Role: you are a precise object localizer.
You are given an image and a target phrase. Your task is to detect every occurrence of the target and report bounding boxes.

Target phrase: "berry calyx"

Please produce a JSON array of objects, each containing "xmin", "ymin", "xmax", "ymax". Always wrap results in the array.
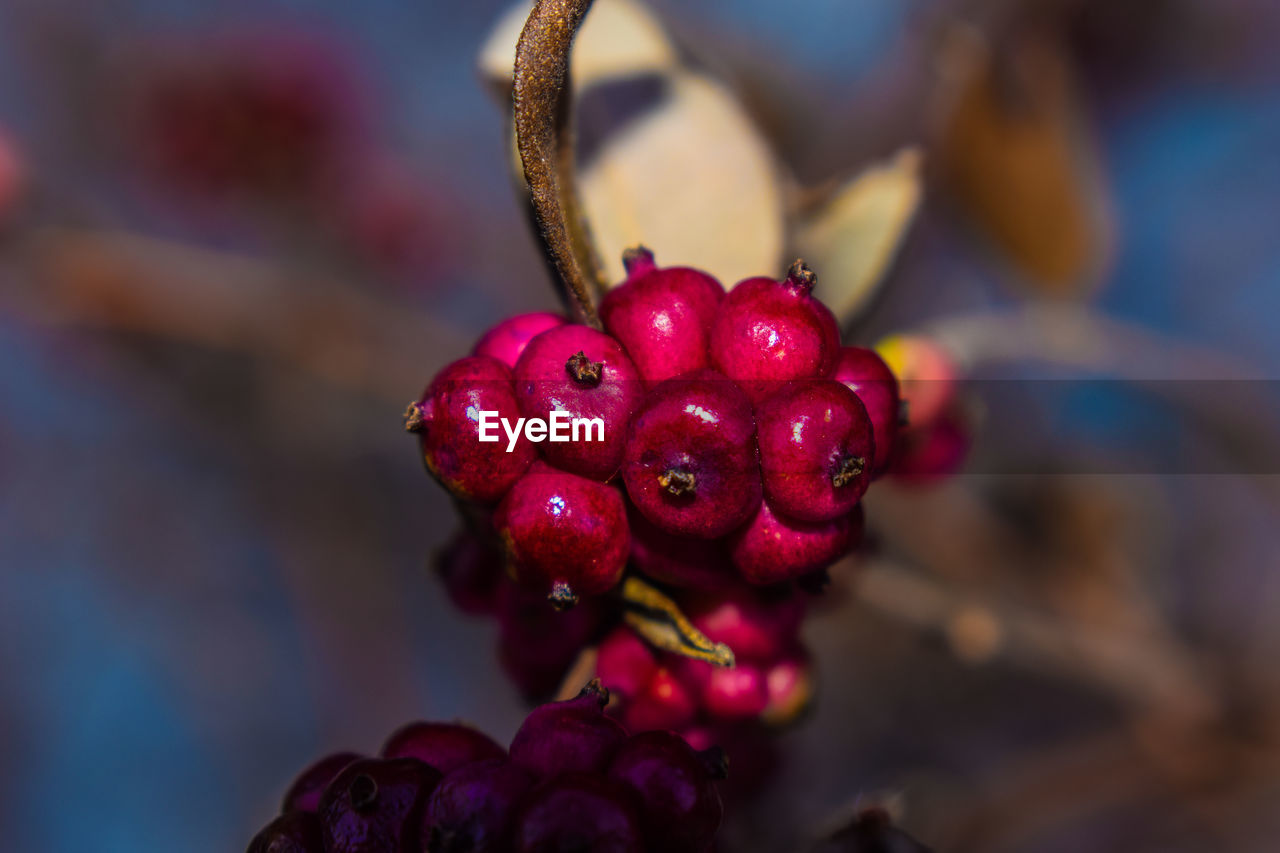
[
  {"xmin": 508, "ymin": 680, "xmax": 627, "ymax": 778},
  {"xmin": 472, "ymin": 312, "xmax": 567, "ymax": 367},
  {"xmin": 755, "ymin": 379, "xmax": 875, "ymax": 522},
  {"xmin": 318, "ymin": 757, "xmax": 442, "ymax": 853},
  {"xmin": 622, "ymin": 370, "xmax": 761, "ymax": 539},
  {"xmin": 728, "ymin": 502, "xmax": 864, "ymax": 586},
  {"xmin": 600, "ymin": 247, "xmax": 725, "ymax": 386},
  {"xmin": 495, "ymin": 462, "xmax": 630, "ymax": 606},
  {"xmin": 831, "ymin": 346, "xmax": 901, "ymax": 476},
  {"xmin": 565, "ymin": 350, "xmax": 603, "ymax": 385},
  {"xmin": 380, "ymin": 722, "xmax": 506, "ymax": 775}
]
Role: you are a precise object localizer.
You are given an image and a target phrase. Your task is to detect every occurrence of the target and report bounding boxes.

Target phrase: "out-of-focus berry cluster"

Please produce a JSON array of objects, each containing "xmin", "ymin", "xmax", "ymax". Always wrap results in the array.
[{"xmin": 247, "ymin": 682, "xmax": 725, "ymax": 853}]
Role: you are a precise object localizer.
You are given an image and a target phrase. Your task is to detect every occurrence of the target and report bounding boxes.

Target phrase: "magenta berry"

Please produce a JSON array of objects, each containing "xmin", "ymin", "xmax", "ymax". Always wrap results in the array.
[
  {"xmin": 831, "ymin": 346, "xmax": 901, "ymax": 476},
  {"xmin": 282, "ymin": 751, "xmax": 363, "ymax": 813},
  {"xmin": 762, "ymin": 649, "xmax": 814, "ymax": 725},
  {"xmin": 409, "ymin": 356, "xmax": 535, "ymax": 504},
  {"xmin": 512, "ymin": 324, "xmax": 643, "ymax": 481},
  {"xmin": 318, "ymin": 757, "xmax": 441, "ymax": 853},
  {"xmin": 596, "ymin": 626, "xmax": 658, "ymax": 701},
  {"xmin": 708, "ymin": 261, "xmax": 840, "ymax": 402},
  {"xmin": 495, "ymin": 462, "xmax": 630, "ymax": 606},
  {"xmin": 620, "ymin": 666, "xmax": 698, "ymax": 734},
  {"xmin": 508, "ymin": 682, "xmax": 627, "ymax": 779},
  {"xmin": 686, "ymin": 586, "xmax": 806, "ymax": 664},
  {"xmin": 600, "ymin": 247, "xmax": 724, "ymax": 386},
  {"xmin": 513, "ymin": 773, "xmax": 644, "ymax": 853},
  {"xmin": 497, "ymin": 580, "xmax": 608, "ymax": 700},
  {"xmin": 756, "ymin": 379, "xmax": 875, "ymax": 522},
  {"xmin": 622, "ymin": 369, "xmax": 761, "ymax": 539},
  {"xmin": 380, "ymin": 722, "xmax": 506, "ymax": 775},
  {"xmin": 627, "ymin": 509, "xmax": 734, "ymax": 590},
  {"xmin": 700, "ymin": 663, "xmax": 770, "ymax": 719},
  {"xmin": 248, "ymin": 810, "xmax": 323, "ymax": 853},
  {"xmin": 728, "ymin": 501, "xmax": 863, "ymax": 586},
  {"xmin": 422, "ymin": 759, "xmax": 533, "ymax": 853},
  {"xmin": 473, "ymin": 312, "xmax": 567, "ymax": 367},
  {"xmin": 608, "ymin": 731, "xmax": 724, "ymax": 853}
]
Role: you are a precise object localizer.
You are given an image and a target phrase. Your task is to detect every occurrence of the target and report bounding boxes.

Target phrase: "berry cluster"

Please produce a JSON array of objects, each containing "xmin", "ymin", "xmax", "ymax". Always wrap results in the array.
[
  {"xmin": 408, "ymin": 249, "xmax": 901, "ymax": 607},
  {"xmin": 247, "ymin": 682, "xmax": 725, "ymax": 853}
]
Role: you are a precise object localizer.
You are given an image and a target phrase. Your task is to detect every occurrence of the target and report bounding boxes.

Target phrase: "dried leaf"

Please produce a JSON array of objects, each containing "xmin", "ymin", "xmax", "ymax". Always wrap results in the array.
[{"xmin": 794, "ymin": 148, "xmax": 923, "ymax": 326}]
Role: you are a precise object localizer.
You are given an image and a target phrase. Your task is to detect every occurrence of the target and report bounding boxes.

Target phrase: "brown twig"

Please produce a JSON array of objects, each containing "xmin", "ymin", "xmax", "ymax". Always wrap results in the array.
[{"xmin": 513, "ymin": 0, "xmax": 605, "ymax": 328}]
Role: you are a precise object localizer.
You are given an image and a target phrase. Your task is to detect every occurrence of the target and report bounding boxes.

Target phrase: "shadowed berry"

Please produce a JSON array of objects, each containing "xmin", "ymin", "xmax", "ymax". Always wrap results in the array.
[
  {"xmin": 422, "ymin": 759, "xmax": 533, "ymax": 853},
  {"xmin": 513, "ymin": 773, "xmax": 644, "ymax": 853},
  {"xmin": 622, "ymin": 369, "xmax": 761, "ymax": 539},
  {"xmin": 890, "ymin": 406, "xmax": 970, "ymax": 483},
  {"xmin": 508, "ymin": 681, "xmax": 627, "ymax": 779},
  {"xmin": 595, "ymin": 626, "xmax": 658, "ymax": 701},
  {"xmin": 282, "ymin": 751, "xmax": 363, "ymax": 813},
  {"xmin": 709, "ymin": 261, "xmax": 840, "ymax": 402},
  {"xmin": 512, "ymin": 325, "xmax": 643, "ymax": 481},
  {"xmin": 762, "ymin": 649, "xmax": 814, "ymax": 726},
  {"xmin": 600, "ymin": 247, "xmax": 724, "ymax": 386},
  {"xmin": 875, "ymin": 334, "xmax": 957, "ymax": 431},
  {"xmin": 473, "ymin": 312, "xmax": 568, "ymax": 368},
  {"xmin": 497, "ymin": 580, "xmax": 610, "ymax": 700},
  {"xmin": 627, "ymin": 508, "xmax": 735, "ymax": 590},
  {"xmin": 248, "ymin": 810, "xmax": 323, "ymax": 853},
  {"xmin": 608, "ymin": 731, "xmax": 723, "ymax": 853},
  {"xmin": 409, "ymin": 356, "xmax": 535, "ymax": 504},
  {"xmin": 832, "ymin": 346, "xmax": 901, "ymax": 476},
  {"xmin": 619, "ymin": 666, "xmax": 697, "ymax": 734},
  {"xmin": 729, "ymin": 502, "xmax": 863, "ymax": 586},
  {"xmin": 434, "ymin": 531, "xmax": 504, "ymax": 615},
  {"xmin": 496, "ymin": 463, "xmax": 630, "ymax": 607},
  {"xmin": 756, "ymin": 379, "xmax": 875, "ymax": 522},
  {"xmin": 319, "ymin": 757, "xmax": 441, "ymax": 853},
  {"xmin": 381, "ymin": 722, "xmax": 506, "ymax": 775}
]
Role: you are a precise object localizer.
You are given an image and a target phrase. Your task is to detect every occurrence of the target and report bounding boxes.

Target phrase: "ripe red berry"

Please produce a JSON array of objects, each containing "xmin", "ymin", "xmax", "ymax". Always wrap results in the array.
[
  {"xmin": 755, "ymin": 379, "xmax": 875, "ymax": 522},
  {"xmin": 595, "ymin": 626, "xmax": 658, "ymax": 701},
  {"xmin": 832, "ymin": 346, "xmax": 901, "ymax": 476},
  {"xmin": 409, "ymin": 356, "xmax": 535, "ymax": 504},
  {"xmin": 512, "ymin": 324, "xmax": 643, "ymax": 481},
  {"xmin": 890, "ymin": 406, "xmax": 970, "ymax": 483},
  {"xmin": 318, "ymin": 757, "xmax": 441, "ymax": 853},
  {"xmin": 685, "ymin": 585, "xmax": 806, "ymax": 664},
  {"xmin": 248, "ymin": 810, "xmax": 323, "ymax": 853},
  {"xmin": 621, "ymin": 369, "xmax": 761, "ymax": 539},
  {"xmin": 627, "ymin": 508, "xmax": 734, "ymax": 590},
  {"xmin": 607, "ymin": 731, "xmax": 724, "ymax": 853},
  {"xmin": 876, "ymin": 333, "xmax": 957, "ymax": 431},
  {"xmin": 699, "ymin": 662, "xmax": 770, "ymax": 719},
  {"xmin": 512, "ymin": 773, "xmax": 644, "ymax": 853},
  {"xmin": 599, "ymin": 247, "xmax": 724, "ymax": 386},
  {"xmin": 380, "ymin": 722, "xmax": 506, "ymax": 775},
  {"xmin": 495, "ymin": 463, "xmax": 630, "ymax": 607},
  {"xmin": 282, "ymin": 751, "xmax": 363, "ymax": 813},
  {"xmin": 728, "ymin": 501, "xmax": 863, "ymax": 586},
  {"xmin": 622, "ymin": 666, "xmax": 698, "ymax": 734},
  {"xmin": 708, "ymin": 261, "xmax": 840, "ymax": 402},
  {"xmin": 422, "ymin": 759, "xmax": 533, "ymax": 853},
  {"xmin": 472, "ymin": 312, "xmax": 567, "ymax": 368},
  {"xmin": 508, "ymin": 682, "xmax": 627, "ymax": 779}
]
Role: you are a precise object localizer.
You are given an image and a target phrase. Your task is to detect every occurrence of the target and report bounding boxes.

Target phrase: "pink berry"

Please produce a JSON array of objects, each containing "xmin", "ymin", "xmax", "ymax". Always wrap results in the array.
[
  {"xmin": 599, "ymin": 247, "xmax": 724, "ymax": 386},
  {"xmin": 728, "ymin": 501, "xmax": 863, "ymax": 586},
  {"xmin": 876, "ymin": 333, "xmax": 957, "ymax": 430},
  {"xmin": 700, "ymin": 663, "xmax": 769, "ymax": 719},
  {"xmin": 762, "ymin": 649, "xmax": 814, "ymax": 726},
  {"xmin": 409, "ymin": 356, "xmax": 535, "ymax": 504},
  {"xmin": 282, "ymin": 751, "xmax": 363, "ymax": 813},
  {"xmin": 380, "ymin": 722, "xmax": 506, "ymax": 775},
  {"xmin": 508, "ymin": 682, "xmax": 627, "ymax": 779},
  {"xmin": 607, "ymin": 731, "xmax": 724, "ymax": 853},
  {"xmin": 248, "ymin": 810, "xmax": 323, "ymax": 853},
  {"xmin": 512, "ymin": 324, "xmax": 643, "ymax": 481},
  {"xmin": 319, "ymin": 757, "xmax": 441, "ymax": 853},
  {"xmin": 422, "ymin": 759, "xmax": 532, "ymax": 853},
  {"xmin": 890, "ymin": 406, "xmax": 970, "ymax": 483},
  {"xmin": 708, "ymin": 261, "xmax": 840, "ymax": 402},
  {"xmin": 627, "ymin": 508, "xmax": 735, "ymax": 590},
  {"xmin": 595, "ymin": 627, "xmax": 658, "ymax": 701},
  {"xmin": 472, "ymin": 312, "xmax": 567, "ymax": 368},
  {"xmin": 685, "ymin": 586, "xmax": 806, "ymax": 664},
  {"xmin": 620, "ymin": 666, "xmax": 698, "ymax": 734},
  {"xmin": 512, "ymin": 773, "xmax": 644, "ymax": 853},
  {"xmin": 621, "ymin": 370, "xmax": 761, "ymax": 539},
  {"xmin": 832, "ymin": 346, "xmax": 901, "ymax": 476},
  {"xmin": 755, "ymin": 379, "xmax": 875, "ymax": 522},
  {"xmin": 495, "ymin": 463, "xmax": 630, "ymax": 607}
]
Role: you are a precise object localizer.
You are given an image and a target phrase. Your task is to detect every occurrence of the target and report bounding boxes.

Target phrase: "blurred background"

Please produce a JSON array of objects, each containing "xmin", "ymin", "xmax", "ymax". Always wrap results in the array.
[{"xmin": 2, "ymin": 0, "xmax": 1280, "ymax": 850}]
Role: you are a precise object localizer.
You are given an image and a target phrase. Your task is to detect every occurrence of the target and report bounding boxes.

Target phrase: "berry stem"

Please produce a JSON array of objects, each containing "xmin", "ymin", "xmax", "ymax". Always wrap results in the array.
[
  {"xmin": 513, "ymin": 0, "xmax": 605, "ymax": 329},
  {"xmin": 620, "ymin": 576, "xmax": 736, "ymax": 667},
  {"xmin": 621, "ymin": 245, "xmax": 657, "ymax": 277},
  {"xmin": 549, "ymin": 580, "xmax": 581, "ymax": 610},
  {"xmin": 785, "ymin": 258, "xmax": 817, "ymax": 294}
]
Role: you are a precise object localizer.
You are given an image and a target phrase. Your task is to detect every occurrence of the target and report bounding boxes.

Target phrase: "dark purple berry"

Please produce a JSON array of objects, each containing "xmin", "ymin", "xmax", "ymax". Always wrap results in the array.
[
  {"xmin": 473, "ymin": 312, "xmax": 568, "ymax": 367},
  {"xmin": 508, "ymin": 681, "xmax": 627, "ymax": 779},
  {"xmin": 831, "ymin": 346, "xmax": 900, "ymax": 477},
  {"xmin": 708, "ymin": 261, "xmax": 840, "ymax": 402},
  {"xmin": 422, "ymin": 759, "xmax": 533, "ymax": 853},
  {"xmin": 495, "ymin": 462, "xmax": 630, "ymax": 607},
  {"xmin": 318, "ymin": 757, "xmax": 441, "ymax": 853},
  {"xmin": 729, "ymin": 501, "xmax": 863, "ymax": 586},
  {"xmin": 497, "ymin": 579, "xmax": 609, "ymax": 700},
  {"xmin": 434, "ymin": 531, "xmax": 504, "ymax": 615},
  {"xmin": 621, "ymin": 369, "xmax": 761, "ymax": 539},
  {"xmin": 409, "ymin": 356, "xmax": 535, "ymax": 504},
  {"xmin": 756, "ymin": 379, "xmax": 875, "ymax": 522},
  {"xmin": 282, "ymin": 751, "xmax": 363, "ymax": 813},
  {"xmin": 607, "ymin": 731, "xmax": 723, "ymax": 853},
  {"xmin": 512, "ymin": 324, "xmax": 643, "ymax": 481},
  {"xmin": 512, "ymin": 773, "xmax": 644, "ymax": 853},
  {"xmin": 247, "ymin": 810, "xmax": 323, "ymax": 853},
  {"xmin": 600, "ymin": 247, "xmax": 724, "ymax": 386},
  {"xmin": 380, "ymin": 722, "xmax": 506, "ymax": 775}
]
